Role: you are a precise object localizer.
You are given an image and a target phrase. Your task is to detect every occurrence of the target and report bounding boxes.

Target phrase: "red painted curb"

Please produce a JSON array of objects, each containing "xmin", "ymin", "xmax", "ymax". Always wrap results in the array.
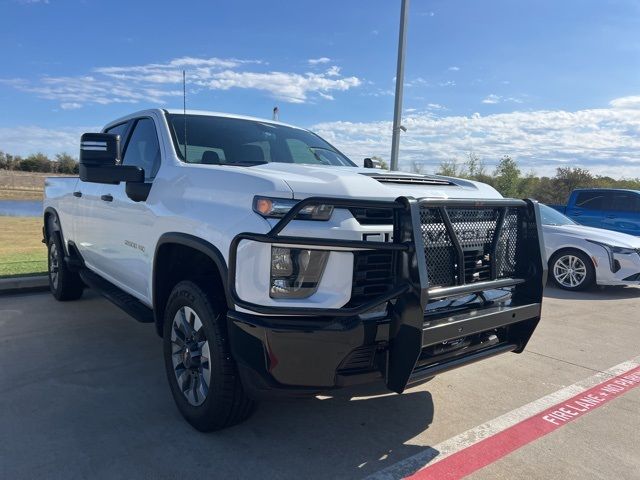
[{"xmin": 407, "ymin": 365, "xmax": 640, "ymax": 480}]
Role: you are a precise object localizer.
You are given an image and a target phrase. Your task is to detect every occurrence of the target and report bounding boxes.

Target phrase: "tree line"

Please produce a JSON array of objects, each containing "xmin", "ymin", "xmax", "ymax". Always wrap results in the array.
[
  {"xmin": 420, "ymin": 154, "xmax": 640, "ymax": 205},
  {"xmin": 0, "ymin": 151, "xmax": 79, "ymax": 174}
]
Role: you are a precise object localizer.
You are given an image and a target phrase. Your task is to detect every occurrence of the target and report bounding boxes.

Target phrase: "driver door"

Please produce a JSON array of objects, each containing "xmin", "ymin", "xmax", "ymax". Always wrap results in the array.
[{"xmin": 91, "ymin": 117, "xmax": 161, "ymax": 302}]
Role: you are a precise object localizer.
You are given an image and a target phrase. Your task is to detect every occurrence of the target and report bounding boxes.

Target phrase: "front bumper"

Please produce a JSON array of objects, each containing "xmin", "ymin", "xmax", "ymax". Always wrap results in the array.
[
  {"xmin": 596, "ymin": 251, "xmax": 640, "ymax": 286},
  {"xmin": 228, "ymin": 196, "xmax": 546, "ymax": 397},
  {"xmin": 227, "ymin": 295, "xmax": 541, "ymax": 398}
]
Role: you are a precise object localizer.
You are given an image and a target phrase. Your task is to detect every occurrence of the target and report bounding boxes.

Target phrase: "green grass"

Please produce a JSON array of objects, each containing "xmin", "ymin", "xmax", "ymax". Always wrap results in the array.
[{"xmin": 0, "ymin": 216, "xmax": 47, "ymax": 277}]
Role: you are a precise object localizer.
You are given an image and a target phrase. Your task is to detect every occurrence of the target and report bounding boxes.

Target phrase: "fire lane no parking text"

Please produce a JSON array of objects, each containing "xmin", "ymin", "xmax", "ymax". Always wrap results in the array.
[{"xmin": 368, "ymin": 356, "xmax": 640, "ymax": 480}]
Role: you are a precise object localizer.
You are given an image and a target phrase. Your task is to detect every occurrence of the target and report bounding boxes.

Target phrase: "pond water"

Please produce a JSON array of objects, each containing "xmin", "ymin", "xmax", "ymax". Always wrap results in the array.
[{"xmin": 0, "ymin": 200, "xmax": 42, "ymax": 217}]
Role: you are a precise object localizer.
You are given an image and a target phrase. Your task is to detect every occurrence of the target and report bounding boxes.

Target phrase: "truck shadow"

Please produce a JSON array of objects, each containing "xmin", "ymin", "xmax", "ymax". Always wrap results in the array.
[
  {"xmin": 1, "ymin": 290, "xmax": 439, "ymax": 480},
  {"xmin": 240, "ymin": 390, "xmax": 436, "ymax": 478},
  {"xmin": 544, "ymin": 284, "xmax": 640, "ymax": 301}
]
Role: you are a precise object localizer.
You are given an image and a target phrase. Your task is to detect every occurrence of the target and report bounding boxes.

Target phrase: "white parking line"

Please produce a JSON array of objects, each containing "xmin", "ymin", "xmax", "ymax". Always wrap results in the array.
[{"xmin": 367, "ymin": 355, "xmax": 640, "ymax": 480}]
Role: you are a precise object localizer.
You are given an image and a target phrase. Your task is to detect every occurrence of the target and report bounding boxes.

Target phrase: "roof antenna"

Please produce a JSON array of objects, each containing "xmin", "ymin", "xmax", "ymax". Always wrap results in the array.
[
  {"xmin": 183, "ymin": 70, "xmax": 188, "ymax": 161},
  {"xmin": 272, "ymin": 106, "xmax": 279, "ymax": 121}
]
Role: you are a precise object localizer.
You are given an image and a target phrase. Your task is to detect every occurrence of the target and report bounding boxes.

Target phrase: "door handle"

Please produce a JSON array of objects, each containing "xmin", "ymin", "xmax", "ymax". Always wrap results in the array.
[
  {"xmin": 569, "ymin": 211, "xmax": 581, "ymax": 216},
  {"xmin": 101, "ymin": 194, "xmax": 113, "ymax": 202},
  {"xmin": 606, "ymin": 214, "xmax": 616, "ymax": 219},
  {"xmin": 73, "ymin": 191, "xmax": 82, "ymax": 198}
]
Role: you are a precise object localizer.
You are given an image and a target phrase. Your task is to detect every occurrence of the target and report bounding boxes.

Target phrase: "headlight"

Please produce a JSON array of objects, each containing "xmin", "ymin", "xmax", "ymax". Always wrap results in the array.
[
  {"xmin": 586, "ymin": 240, "xmax": 637, "ymax": 273},
  {"xmin": 609, "ymin": 246, "xmax": 637, "ymax": 255},
  {"xmin": 586, "ymin": 240, "xmax": 636, "ymax": 255},
  {"xmin": 253, "ymin": 196, "xmax": 333, "ymax": 220},
  {"xmin": 270, "ymin": 247, "xmax": 329, "ymax": 298}
]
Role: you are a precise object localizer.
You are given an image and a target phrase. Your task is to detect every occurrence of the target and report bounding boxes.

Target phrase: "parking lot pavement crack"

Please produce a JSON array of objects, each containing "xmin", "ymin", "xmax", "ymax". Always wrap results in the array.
[{"xmin": 525, "ymin": 350, "xmax": 625, "ymax": 376}]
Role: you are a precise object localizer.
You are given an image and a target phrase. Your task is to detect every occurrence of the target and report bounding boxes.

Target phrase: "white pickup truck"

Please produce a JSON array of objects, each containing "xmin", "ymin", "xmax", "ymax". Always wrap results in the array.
[{"xmin": 44, "ymin": 109, "xmax": 547, "ymax": 431}]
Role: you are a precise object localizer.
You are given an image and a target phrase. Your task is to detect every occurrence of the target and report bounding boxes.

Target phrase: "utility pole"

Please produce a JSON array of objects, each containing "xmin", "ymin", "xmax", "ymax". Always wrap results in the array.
[{"xmin": 390, "ymin": 0, "xmax": 410, "ymax": 171}]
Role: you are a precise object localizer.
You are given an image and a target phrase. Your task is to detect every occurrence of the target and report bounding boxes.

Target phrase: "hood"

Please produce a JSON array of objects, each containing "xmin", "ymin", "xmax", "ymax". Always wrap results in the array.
[
  {"xmin": 248, "ymin": 163, "xmax": 502, "ymax": 200},
  {"xmin": 544, "ymin": 224, "xmax": 640, "ymax": 248}
]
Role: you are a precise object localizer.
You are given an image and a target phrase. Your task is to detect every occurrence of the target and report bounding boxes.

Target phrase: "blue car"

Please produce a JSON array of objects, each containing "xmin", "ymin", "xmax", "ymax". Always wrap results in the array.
[{"xmin": 551, "ymin": 189, "xmax": 640, "ymax": 236}]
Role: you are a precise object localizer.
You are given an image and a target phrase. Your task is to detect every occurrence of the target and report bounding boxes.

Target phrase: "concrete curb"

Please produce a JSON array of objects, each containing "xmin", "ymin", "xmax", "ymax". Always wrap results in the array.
[{"xmin": 0, "ymin": 275, "xmax": 49, "ymax": 294}]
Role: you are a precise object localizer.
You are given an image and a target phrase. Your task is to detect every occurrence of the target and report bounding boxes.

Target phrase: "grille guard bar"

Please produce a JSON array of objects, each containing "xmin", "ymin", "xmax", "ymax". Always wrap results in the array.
[
  {"xmin": 228, "ymin": 195, "xmax": 546, "ymax": 393},
  {"xmin": 228, "ymin": 196, "xmax": 545, "ymax": 316}
]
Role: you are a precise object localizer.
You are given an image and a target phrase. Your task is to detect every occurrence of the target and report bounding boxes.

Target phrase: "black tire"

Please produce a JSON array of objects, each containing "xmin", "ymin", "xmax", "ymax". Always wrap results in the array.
[
  {"xmin": 549, "ymin": 249, "xmax": 595, "ymax": 291},
  {"xmin": 163, "ymin": 280, "xmax": 255, "ymax": 431},
  {"xmin": 47, "ymin": 233, "xmax": 84, "ymax": 301}
]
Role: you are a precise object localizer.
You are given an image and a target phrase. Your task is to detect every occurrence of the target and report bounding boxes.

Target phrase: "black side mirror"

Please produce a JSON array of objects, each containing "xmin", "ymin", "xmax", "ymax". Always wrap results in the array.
[
  {"xmin": 364, "ymin": 157, "xmax": 374, "ymax": 168},
  {"xmin": 79, "ymin": 133, "xmax": 144, "ymax": 184}
]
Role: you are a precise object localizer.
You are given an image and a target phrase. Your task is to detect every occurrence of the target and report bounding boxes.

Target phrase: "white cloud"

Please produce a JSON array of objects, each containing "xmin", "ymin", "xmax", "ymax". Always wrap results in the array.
[
  {"xmin": 448, "ymin": 66, "xmax": 460, "ymax": 71},
  {"xmin": 14, "ymin": 0, "xmax": 49, "ymax": 4},
  {"xmin": 482, "ymin": 94, "xmax": 501, "ymax": 104},
  {"xmin": 325, "ymin": 66, "xmax": 341, "ymax": 77},
  {"xmin": 0, "ymin": 125, "xmax": 97, "ymax": 157},
  {"xmin": 312, "ymin": 100, "xmax": 640, "ymax": 177},
  {"xmin": 610, "ymin": 95, "xmax": 640, "ymax": 109},
  {"xmin": 427, "ymin": 103, "xmax": 446, "ymax": 110},
  {"xmin": 60, "ymin": 102, "xmax": 82, "ymax": 110},
  {"xmin": 405, "ymin": 77, "xmax": 428, "ymax": 87},
  {"xmin": 482, "ymin": 94, "xmax": 524, "ymax": 105},
  {"xmin": 308, "ymin": 57, "xmax": 331, "ymax": 65},
  {"xmin": 439, "ymin": 80, "xmax": 456, "ymax": 87},
  {"xmin": 199, "ymin": 69, "xmax": 360, "ymax": 104},
  {"xmin": 4, "ymin": 56, "xmax": 361, "ymax": 107}
]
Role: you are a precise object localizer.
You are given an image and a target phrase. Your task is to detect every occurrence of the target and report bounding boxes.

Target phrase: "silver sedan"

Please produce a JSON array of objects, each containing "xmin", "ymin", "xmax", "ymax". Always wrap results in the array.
[{"xmin": 540, "ymin": 204, "xmax": 640, "ymax": 290}]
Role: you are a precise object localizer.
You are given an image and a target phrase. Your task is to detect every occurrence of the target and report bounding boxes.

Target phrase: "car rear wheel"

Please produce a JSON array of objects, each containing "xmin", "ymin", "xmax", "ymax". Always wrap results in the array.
[
  {"xmin": 163, "ymin": 280, "xmax": 255, "ymax": 431},
  {"xmin": 47, "ymin": 233, "xmax": 84, "ymax": 301},
  {"xmin": 550, "ymin": 250, "xmax": 595, "ymax": 291}
]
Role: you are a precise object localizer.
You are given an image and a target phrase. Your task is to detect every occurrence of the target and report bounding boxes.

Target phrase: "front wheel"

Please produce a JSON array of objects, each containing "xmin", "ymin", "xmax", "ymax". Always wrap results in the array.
[
  {"xmin": 163, "ymin": 280, "xmax": 255, "ymax": 431},
  {"xmin": 550, "ymin": 250, "xmax": 595, "ymax": 291}
]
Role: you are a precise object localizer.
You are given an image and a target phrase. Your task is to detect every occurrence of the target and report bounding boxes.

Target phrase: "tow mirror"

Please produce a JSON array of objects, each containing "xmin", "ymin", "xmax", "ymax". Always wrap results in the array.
[{"xmin": 79, "ymin": 133, "xmax": 144, "ymax": 184}]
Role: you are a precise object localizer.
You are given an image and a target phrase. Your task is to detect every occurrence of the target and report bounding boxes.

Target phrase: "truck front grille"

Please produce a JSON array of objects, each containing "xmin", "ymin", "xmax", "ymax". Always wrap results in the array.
[
  {"xmin": 420, "ymin": 206, "xmax": 522, "ymax": 288},
  {"xmin": 350, "ymin": 250, "xmax": 394, "ymax": 305},
  {"xmin": 349, "ymin": 207, "xmax": 394, "ymax": 225}
]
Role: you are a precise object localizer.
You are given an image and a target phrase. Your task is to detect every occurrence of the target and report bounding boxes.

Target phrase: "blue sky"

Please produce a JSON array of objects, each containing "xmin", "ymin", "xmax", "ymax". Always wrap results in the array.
[{"xmin": 2, "ymin": 0, "xmax": 640, "ymax": 176}]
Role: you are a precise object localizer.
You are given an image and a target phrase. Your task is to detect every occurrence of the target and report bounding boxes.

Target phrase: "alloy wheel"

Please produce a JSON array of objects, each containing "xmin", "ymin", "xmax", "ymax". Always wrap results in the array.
[
  {"xmin": 170, "ymin": 306, "xmax": 212, "ymax": 406},
  {"xmin": 553, "ymin": 254, "xmax": 587, "ymax": 289}
]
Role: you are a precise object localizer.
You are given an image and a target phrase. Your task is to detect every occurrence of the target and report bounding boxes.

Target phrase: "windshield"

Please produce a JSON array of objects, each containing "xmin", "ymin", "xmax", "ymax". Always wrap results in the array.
[
  {"xmin": 166, "ymin": 113, "xmax": 355, "ymax": 167},
  {"xmin": 539, "ymin": 204, "xmax": 576, "ymax": 226}
]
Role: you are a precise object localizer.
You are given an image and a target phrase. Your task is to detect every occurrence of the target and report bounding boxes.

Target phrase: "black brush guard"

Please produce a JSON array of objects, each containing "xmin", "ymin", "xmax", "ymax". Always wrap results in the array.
[{"xmin": 228, "ymin": 196, "xmax": 546, "ymax": 393}]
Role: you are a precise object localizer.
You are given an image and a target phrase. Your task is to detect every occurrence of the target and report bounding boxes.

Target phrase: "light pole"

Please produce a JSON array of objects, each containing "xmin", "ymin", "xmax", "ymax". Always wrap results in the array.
[{"xmin": 390, "ymin": 0, "xmax": 410, "ymax": 171}]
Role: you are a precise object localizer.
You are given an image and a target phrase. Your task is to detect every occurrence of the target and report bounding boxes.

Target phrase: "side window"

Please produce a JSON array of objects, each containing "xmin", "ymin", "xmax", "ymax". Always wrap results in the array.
[
  {"xmin": 122, "ymin": 118, "xmax": 161, "ymax": 182},
  {"xmin": 613, "ymin": 192, "xmax": 640, "ymax": 212},
  {"xmin": 575, "ymin": 191, "xmax": 604, "ymax": 210},
  {"xmin": 105, "ymin": 122, "xmax": 129, "ymax": 158},
  {"xmin": 600, "ymin": 192, "xmax": 616, "ymax": 211}
]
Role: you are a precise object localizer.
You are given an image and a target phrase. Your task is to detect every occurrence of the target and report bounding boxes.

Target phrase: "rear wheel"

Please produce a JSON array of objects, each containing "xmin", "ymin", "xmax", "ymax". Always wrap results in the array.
[
  {"xmin": 47, "ymin": 233, "xmax": 84, "ymax": 301},
  {"xmin": 163, "ymin": 280, "xmax": 255, "ymax": 431},
  {"xmin": 550, "ymin": 250, "xmax": 595, "ymax": 291}
]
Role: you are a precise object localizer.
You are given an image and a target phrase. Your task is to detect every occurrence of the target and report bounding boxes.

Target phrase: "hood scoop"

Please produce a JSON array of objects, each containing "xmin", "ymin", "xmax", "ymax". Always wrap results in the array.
[{"xmin": 360, "ymin": 172, "xmax": 455, "ymax": 186}]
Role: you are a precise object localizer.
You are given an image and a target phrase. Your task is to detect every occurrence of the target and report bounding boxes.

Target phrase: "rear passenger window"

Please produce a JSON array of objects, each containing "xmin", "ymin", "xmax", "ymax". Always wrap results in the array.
[
  {"xmin": 613, "ymin": 193, "xmax": 640, "ymax": 212},
  {"xmin": 122, "ymin": 118, "xmax": 161, "ymax": 182},
  {"xmin": 575, "ymin": 191, "xmax": 605, "ymax": 210}
]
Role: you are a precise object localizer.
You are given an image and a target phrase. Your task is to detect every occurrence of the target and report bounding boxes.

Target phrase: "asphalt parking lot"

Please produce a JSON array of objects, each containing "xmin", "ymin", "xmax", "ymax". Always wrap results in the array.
[{"xmin": 1, "ymin": 285, "xmax": 639, "ymax": 479}]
